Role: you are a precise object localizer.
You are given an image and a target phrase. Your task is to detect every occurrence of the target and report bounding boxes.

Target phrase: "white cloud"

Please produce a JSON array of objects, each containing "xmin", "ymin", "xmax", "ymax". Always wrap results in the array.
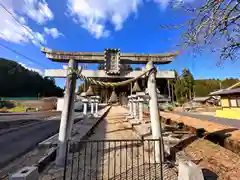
[
  {"xmin": 0, "ymin": 8, "xmax": 46, "ymax": 45},
  {"xmin": 153, "ymin": 0, "xmax": 171, "ymax": 9},
  {"xmin": 13, "ymin": 0, "xmax": 54, "ymax": 25},
  {"xmin": 67, "ymin": 0, "xmax": 194, "ymax": 39},
  {"xmin": 67, "ymin": 0, "xmax": 143, "ymax": 39},
  {"xmin": 0, "ymin": 0, "xmax": 54, "ymax": 45},
  {"xmin": 19, "ymin": 62, "xmax": 44, "ymax": 75},
  {"xmin": 153, "ymin": 0, "xmax": 195, "ymax": 9},
  {"xmin": 44, "ymin": 27, "xmax": 64, "ymax": 39}
]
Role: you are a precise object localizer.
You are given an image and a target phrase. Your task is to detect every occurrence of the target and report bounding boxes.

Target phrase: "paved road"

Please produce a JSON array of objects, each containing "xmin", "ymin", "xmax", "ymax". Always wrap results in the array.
[
  {"xmin": 0, "ymin": 120, "xmax": 61, "ymax": 168},
  {"xmin": 0, "ymin": 111, "xmax": 85, "ymax": 169},
  {"xmin": 172, "ymin": 111, "xmax": 240, "ymax": 129},
  {"xmin": 0, "ymin": 111, "xmax": 61, "ymax": 132},
  {"xmin": 0, "ymin": 111, "xmax": 61, "ymax": 121}
]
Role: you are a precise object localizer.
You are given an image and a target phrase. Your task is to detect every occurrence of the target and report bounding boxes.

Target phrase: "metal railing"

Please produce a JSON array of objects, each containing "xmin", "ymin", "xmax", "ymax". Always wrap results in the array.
[{"xmin": 63, "ymin": 139, "xmax": 164, "ymax": 180}]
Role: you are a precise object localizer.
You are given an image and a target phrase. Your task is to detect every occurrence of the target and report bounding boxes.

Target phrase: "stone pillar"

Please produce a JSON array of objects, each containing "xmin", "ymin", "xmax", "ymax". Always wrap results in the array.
[
  {"xmin": 56, "ymin": 59, "xmax": 77, "ymax": 166},
  {"xmin": 95, "ymin": 96, "xmax": 100, "ymax": 115},
  {"xmin": 82, "ymin": 98, "xmax": 88, "ymax": 116},
  {"xmin": 137, "ymin": 92, "xmax": 149, "ymax": 123},
  {"xmin": 137, "ymin": 92, "xmax": 145, "ymax": 121},
  {"xmin": 146, "ymin": 61, "xmax": 164, "ymax": 166},
  {"xmin": 90, "ymin": 97, "xmax": 95, "ymax": 115},
  {"xmin": 132, "ymin": 95, "xmax": 137, "ymax": 118},
  {"xmin": 128, "ymin": 96, "xmax": 133, "ymax": 117},
  {"xmin": 135, "ymin": 97, "xmax": 140, "ymax": 119},
  {"xmin": 128, "ymin": 96, "xmax": 131, "ymax": 111},
  {"xmin": 139, "ymin": 98, "xmax": 143, "ymax": 121}
]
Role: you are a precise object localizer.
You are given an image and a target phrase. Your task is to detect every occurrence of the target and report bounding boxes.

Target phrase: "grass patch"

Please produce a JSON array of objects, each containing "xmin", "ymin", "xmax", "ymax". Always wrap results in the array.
[
  {"xmin": 0, "ymin": 100, "xmax": 26, "ymax": 112},
  {"xmin": 0, "ymin": 106, "xmax": 25, "ymax": 113},
  {"xmin": 7, "ymin": 106, "xmax": 25, "ymax": 112}
]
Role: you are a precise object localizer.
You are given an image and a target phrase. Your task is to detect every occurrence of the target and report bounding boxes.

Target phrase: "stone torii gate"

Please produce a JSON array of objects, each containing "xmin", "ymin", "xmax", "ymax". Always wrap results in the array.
[{"xmin": 41, "ymin": 47, "xmax": 179, "ymax": 166}]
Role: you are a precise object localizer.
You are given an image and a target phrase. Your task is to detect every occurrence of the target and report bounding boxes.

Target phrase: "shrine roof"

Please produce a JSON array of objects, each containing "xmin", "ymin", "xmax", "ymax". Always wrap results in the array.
[{"xmin": 41, "ymin": 47, "xmax": 179, "ymax": 64}]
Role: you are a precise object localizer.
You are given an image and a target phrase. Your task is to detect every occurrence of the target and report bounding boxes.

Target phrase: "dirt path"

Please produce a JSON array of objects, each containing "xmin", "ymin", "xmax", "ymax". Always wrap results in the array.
[{"xmin": 42, "ymin": 106, "xmax": 177, "ymax": 180}]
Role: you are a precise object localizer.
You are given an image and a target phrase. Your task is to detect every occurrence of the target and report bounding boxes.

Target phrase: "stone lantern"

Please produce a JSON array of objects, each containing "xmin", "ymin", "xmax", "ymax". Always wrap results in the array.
[
  {"xmin": 131, "ymin": 94, "xmax": 138, "ymax": 119},
  {"xmin": 128, "ymin": 95, "xmax": 133, "ymax": 117},
  {"xmin": 132, "ymin": 81, "xmax": 142, "ymax": 119},
  {"xmin": 80, "ymin": 92, "xmax": 88, "ymax": 116},
  {"xmin": 136, "ymin": 92, "xmax": 150, "ymax": 122},
  {"xmin": 94, "ymin": 96, "xmax": 100, "ymax": 116},
  {"xmin": 85, "ymin": 86, "xmax": 95, "ymax": 115}
]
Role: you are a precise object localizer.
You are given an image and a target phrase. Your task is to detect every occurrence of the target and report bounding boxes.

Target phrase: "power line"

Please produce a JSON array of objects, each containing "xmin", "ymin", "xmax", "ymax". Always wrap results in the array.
[
  {"xmin": 0, "ymin": 2, "xmax": 44, "ymax": 46},
  {"xmin": 0, "ymin": 42, "xmax": 46, "ymax": 68},
  {"xmin": 0, "ymin": 3, "xmax": 62, "ymax": 68}
]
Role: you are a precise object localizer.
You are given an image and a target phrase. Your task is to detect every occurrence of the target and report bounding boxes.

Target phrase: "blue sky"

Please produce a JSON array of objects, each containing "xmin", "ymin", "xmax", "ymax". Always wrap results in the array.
[{"xmin": 0, "ymin": 0, "xmax": 239, "ymax": 88}]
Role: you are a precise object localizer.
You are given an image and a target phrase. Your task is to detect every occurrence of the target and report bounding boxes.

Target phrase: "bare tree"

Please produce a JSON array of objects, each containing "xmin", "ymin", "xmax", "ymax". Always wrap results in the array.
[{"xmin": 161, "ymin": 0, "xmax": 240, "ymax": 61}]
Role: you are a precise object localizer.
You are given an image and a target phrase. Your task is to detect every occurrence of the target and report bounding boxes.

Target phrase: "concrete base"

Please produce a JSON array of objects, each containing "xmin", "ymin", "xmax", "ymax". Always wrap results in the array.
[
  {"xmin": 125, "ymin": 115, "xmax": 134, "ymax": 120},
  {"xmin": 93, "ymin": 113, "xmax": 100, "ymax": 118},
  {"xmin": 129, "ymin": 119, "xmax": 141, "ymax": 126},
  {"xmin": 9, "ymin": 166, "xmax": 39, "ymax": 180},
  {"xmin": 178, "ymin": 160, "xmax": 204, "ymax": 180},
  {"xmin": 37, "ymin": 147, "xmax": 57, "ymax": 173}
]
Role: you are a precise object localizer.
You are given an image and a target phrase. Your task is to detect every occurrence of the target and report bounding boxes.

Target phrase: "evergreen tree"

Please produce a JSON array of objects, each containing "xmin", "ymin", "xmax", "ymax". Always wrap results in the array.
[{"xmin": 182, "ymin": 68, "xmax": 194, "ymax": 100}]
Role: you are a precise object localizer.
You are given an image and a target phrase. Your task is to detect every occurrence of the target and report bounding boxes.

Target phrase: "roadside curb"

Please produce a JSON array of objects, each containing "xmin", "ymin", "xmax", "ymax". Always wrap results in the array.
[{"xmin": 36, "ymin": 147, "xmax": 57, "ymax": 173}]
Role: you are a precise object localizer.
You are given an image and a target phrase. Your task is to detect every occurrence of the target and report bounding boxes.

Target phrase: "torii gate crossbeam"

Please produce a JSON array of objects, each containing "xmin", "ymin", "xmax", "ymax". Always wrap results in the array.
[{"xmin": 41, "ymin": 47, "xmax": 179, "ymax": 64}]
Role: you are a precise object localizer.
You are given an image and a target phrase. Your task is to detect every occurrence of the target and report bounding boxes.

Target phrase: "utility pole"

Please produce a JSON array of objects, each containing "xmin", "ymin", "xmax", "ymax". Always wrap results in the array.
[{"xmin": 219, "ymin": 81, "xmax": 222, "ymax": 89}]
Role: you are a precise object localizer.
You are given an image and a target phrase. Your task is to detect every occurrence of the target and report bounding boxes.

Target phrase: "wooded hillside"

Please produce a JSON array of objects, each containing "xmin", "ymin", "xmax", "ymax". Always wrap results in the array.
[
  {"xmin": 169, "ymin": 69, "xmax": 239, "ymax": 103},
  {"xmin": 0, "ymin": 58, "xmax": 63, "ymax": 97},
  {"xmin": 194, "ymin": 78, "xmax": 239, "ymax": 97}
]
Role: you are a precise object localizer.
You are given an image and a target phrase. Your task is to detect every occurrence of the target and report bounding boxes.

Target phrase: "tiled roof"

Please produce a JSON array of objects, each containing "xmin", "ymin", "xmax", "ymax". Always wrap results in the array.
[{"xmin": 211, "ymin": 87, "xmax": 240, "ymax": 95}]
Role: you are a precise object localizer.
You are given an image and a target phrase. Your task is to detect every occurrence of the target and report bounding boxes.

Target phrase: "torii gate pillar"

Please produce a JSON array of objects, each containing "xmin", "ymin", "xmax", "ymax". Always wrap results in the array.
[
  {"xmin": 146, "ymin": 61, "xmax": 164, "ymax": 167},
  {"xmin": 56, "ymin": 59, "xmax": 77, "ymax": 166}
]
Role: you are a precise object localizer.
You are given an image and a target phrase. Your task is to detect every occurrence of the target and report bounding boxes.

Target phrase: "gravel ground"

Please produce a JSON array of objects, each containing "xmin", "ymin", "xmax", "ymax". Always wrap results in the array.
[{"xmin": 41, "ymin": 106, "xmax": 178, "ymax": 180}]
